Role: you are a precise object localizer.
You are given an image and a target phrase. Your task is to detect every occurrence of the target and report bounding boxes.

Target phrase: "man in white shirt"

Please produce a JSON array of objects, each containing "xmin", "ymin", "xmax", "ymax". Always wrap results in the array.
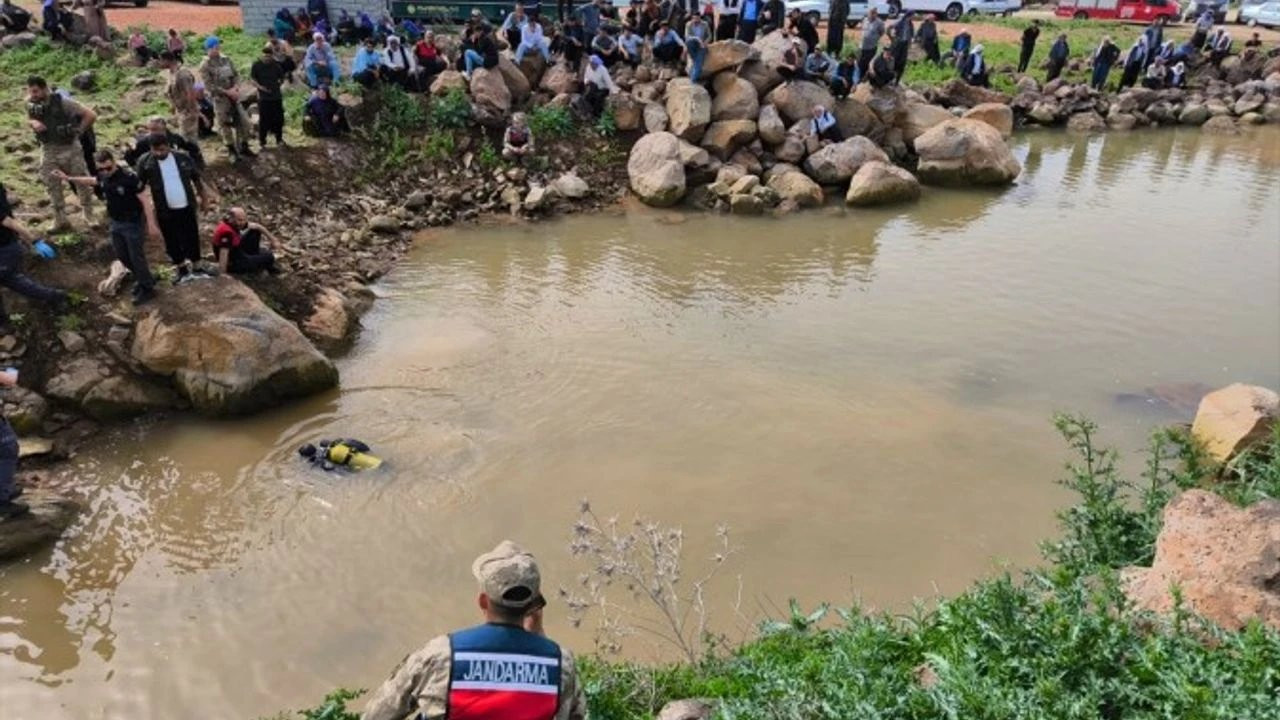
[
  {"xmin": 717, "ymin": 0, "xmax": 740, "ymax": 41},
  {"xmin": 135, "ymin": 134, "xmax": 215, "ymax": 282},
  {"xmin": 383, "ymin": 36, "xmax": 421, "ymax": 90}
]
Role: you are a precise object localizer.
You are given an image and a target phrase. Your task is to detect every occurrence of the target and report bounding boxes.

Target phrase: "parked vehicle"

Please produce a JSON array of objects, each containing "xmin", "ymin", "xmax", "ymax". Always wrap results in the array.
[
  {"xmin": 1054, "ymin": 0, "xmax": 1181, "ymax": 22},
  {"xmin": 965, "ymin": 0, "xmax": 1023, "ymax": 16},
  {"xmin": 1182, "ymin": 0, "xmax": 1228, "ymax": 22},
  {"xmin": 390, "ymin": 0, "xmax": 510, "ymax": 24},
  {"xmin": 1240, "ymin": 0, "xmax": 1280, "ymax": 26}
]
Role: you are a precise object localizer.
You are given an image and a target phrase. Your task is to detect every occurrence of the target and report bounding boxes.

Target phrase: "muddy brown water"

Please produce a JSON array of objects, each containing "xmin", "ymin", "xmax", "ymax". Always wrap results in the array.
[{"xmin": 3, "ymin": 128, "xmax": 1279, "ymax": 719}]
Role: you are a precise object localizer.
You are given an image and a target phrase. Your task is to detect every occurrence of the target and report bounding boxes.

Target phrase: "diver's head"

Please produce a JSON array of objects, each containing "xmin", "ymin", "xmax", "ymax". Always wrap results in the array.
[{"xmin": 298, "ymin": 443, "xmax": 318, "ymax": 459}]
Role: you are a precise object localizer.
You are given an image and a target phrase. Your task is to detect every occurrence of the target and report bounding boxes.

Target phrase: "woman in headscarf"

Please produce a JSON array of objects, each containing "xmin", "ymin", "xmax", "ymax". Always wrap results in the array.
[
  {"xmin": 305, "ymin": 85, "xmax": 349, "ymax": 137},
  {"xmin": 336, "ymin": 9, "xmax": 358, "ymax": 45},
  {"xmin": 383, "ymin": 35, "xmax": 419, "ymax": 90},
  {"xmin": 1090, "ymin": 36, "xmax": 1120, "ymax": 91},
  {"xmin": 274, "ymin": 8, "xmax": 297, "ymax": 42},
  {"xmin": 294, "ymin": 8, "xmax": 314, "ymax": 37},
  {"xmin": 961, "ymin": 43, "xmax": 988, "ymax": 87}
]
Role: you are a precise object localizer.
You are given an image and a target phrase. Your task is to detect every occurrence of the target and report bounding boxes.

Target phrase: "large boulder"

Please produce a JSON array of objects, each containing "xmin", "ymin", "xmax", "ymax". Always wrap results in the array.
[
  {"xmin": 1190, "ymin": 384, "xmax": 1279, "ymax": 463},
  {"xmin": 1122, "ymin": 490, "xmax": 1280, "ymax": 631},
  {"xmin": 845, "ymin": 161, "xmax": 922, "ymax": 207},
  {"xmin": 44, "ymin": 356, "xmax": 109, "ymax": 405},
  {"xmin": 962, "ymin": 103, "xmax": 1014, "ymax": 139},
  {"xmin": 774, "ymin": 133, "xmax": 806, "ymax": 163},
  {"xmin": 832, "ymin": 98, "xmax": 885, "ymax": 144},
  {"xmin": 757, "ymin": 104, "xmax": 786, "ymax": 145},
  {"xmin": 430, "ymin": 70, "xmax": 467, "ymax": 96},
  {"xmin": 900, "ymin": 102, "xmax": 954, "ymax": 143},
  {"xmin": 495, "ymin": 56, "xmax": 532, "ymax": 105},
  {"xmin": 80, "ymin": 375, "xmax": 181, "ymax": 421},
  {"xmin": 132, "ymin": 277, "xmax": 339, "ymax": 416},
  {"xmin": 1, "ymin": 386, "xmax": 48, "ymax": 435},
  {"xmin": 607, "ymin": 92, "xmax": 644, "ymax": 131},
  {"xmin": 802, "ymin": 136, "xmax": 888, "ymax": 185},
  {"xmin": 711, "ymin": 72, "xmax": 760, "ymax": 121},
  {"xmin": 936, "ymin": 78, "xmax": 1011, "ymax": 108},
  {"xmin": 627, "ymin": 132, "xmax": 687, "ymax": 207},
  {"xmin": 1066, "ymin": 111, "xmax": 1106, "ymax": 133},
  {"xmin": 1179, "ymin": 102, "xmax": 1211, "ymax": 125},
  {"xmin": 644, "ymin": 101, "xmax": 669, "ymax": 132},
  {"xmin": 852, "ymin": 83, "xmax": 904, "ymax": 126},
  {"xmin": 0, "ymin": 491, "xmax": 80, "ymax": 562},
  {"xmin": 469, "ymin": 68, "xmax": 511, "ymax": 115},
  {"xmin": 699, "ymin": 119, "xmax": 757, "ymax": 160},
  {"xmin": 303, "ymin": 286, "xmax": 367, "ymax": 351},
  {"xmin": 1201, "ymin": 115, "xmax": 1240, "ymax": 134},
  {"xmin": 738, "ymin": 59, "xmax": 783, "ymax": 97},
  {"xmin": 666, "ymin": 78, "xmax": 713, "ymax": 142},
  {"xmin": 0, "ymin": 32, "xmax": 37, "ymax": 50},
  {"xmin": 766, "ymin": 171, "xmax": 824, "ymax": 208},
  {"xmin": 702, "ymin": 40, "xmax": 757, "ymax": 77},
  {"xmin": 766, "ymin": 81, "xmax": 835, "ymax": 125},
  {"xmin": 539, "ymin": 63, "xmax": 581, "ymax": 95},
  {"xmin": 517, "ymin": 52, "xmax": 548, "ymax": 86},
  {"xmin": 914, "ymin": 119, "xmax": 1021, "ymax": 187}
]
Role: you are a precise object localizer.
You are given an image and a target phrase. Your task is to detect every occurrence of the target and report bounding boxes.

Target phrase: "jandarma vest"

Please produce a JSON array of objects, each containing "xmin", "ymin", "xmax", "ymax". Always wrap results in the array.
[
  {"xmin": 447, "ymin": 623, "xmax": 561, "ymax": 720},
  {"xmin": 28, "ymin": 93, "xmax": 80, "ymax": 145}
]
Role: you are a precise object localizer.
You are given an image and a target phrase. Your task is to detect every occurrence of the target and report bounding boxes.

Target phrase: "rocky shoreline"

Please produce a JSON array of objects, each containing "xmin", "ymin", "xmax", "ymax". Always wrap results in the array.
[{"xmin": 1, "ymin": 26, "xmax": 1278, "ymax": 560}]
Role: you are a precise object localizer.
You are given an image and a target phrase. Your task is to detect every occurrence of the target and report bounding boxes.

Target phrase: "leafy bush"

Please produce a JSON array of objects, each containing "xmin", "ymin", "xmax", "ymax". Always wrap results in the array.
[
  {"xmin": 429, "ymin": 88, "xmax": 471, "ymax": 130},
  {"xmin": 423, "ymin": 131, "xmax": 456, "ymax": 163},
  {"xmin": 528, "ymin": 105, "xmax": 575, "ymax": 139},
  {"xmin": 475, "ymin": 139, "xmax": 502, "ymax": 170},
  {"xmin": 595, "ymin": 107, "xmax": 617, "ymax": 138}
]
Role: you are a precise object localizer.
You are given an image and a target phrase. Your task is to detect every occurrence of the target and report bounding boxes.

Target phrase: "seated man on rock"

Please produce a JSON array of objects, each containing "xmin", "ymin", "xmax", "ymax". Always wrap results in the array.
[
  {"xmin": 1, "ymin": 0, "xmax": 32, "ymax": 33},
  {"xmin": 617, "ymin": 24, "xmax": 645, "ymax": 68},
  {"xmin": 305, "ymin": 84, "xmax": 351, "ymax": 136},
  {"xmin": 553, "ymin": 14, "xmax": 588, "ymax": 71},
  {"xmin": 651, "ymin": 21, "xmax": 685, "ymax": 67},
  {"xmin": 777, "ymin": 37, "xmax": 803, "ymax": 83},
  {"xmin": 809, "ymin": 105, "xmax": 841, "ymax": 145},
  {"xmin": 352, "ymin": 36, "xmax": 388, "ymax": 87},
  {"xmin": 125, "ymin": 116, "xmax": 205, "ymax": 170},
  {"xmin": 830, "ymin": 53, "xmax": 859, "ymax": 100},
  {"xmin": 502, "ymin": 112, "xmax": 535, "ymax": 164},
  {"xmin": 304, "ymin": 31, "xmax": 342, "ymax": 88},
  {"xmin": 803, "ymin": 47, "xmax": 834, "ymax": 84},
  {"xmin": 591, "ymin": 25, "xmax": 622, "ymax": 68},
  {"xmin": 212, "ymin": 207, "xmax": 281, "ymax": 276},
  {"xmin": 868, "ymin": 45, "xmax": 895, "ymax": 88}
]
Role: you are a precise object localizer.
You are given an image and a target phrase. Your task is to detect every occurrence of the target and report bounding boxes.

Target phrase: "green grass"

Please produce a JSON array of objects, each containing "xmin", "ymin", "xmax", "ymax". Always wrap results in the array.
[
  {"xmin": 276, "ymin": 418, "xmax": 1280, "ymax": 719},
  {"xmin": 528, "ymin": 104, "xmax": 576, "ymax": 139}
]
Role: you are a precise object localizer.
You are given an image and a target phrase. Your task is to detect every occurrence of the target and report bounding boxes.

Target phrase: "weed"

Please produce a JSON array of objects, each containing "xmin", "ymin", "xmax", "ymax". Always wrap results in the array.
[
  {"xmin": 258, "ymin": 688, "xmax": 366, "ymax": 720},
  {"xmin": 429, "ymin": 88, "xmax": 471, "ymax": 130},
  {"xmin": 423, "ymin": 131, "xmax": 456, "ymax": 163},
  {"xmin": 475, "ymin": 140, "xmax": 502, "ymax": 170},
  {"xmin": 51, "ymin": 233, "xmax": 82, "ymax": 249},
  {"xmin": 595, "ymin": 107, "xmax": 618, "ymax": 138},
  {"xmin": 528, "ymin": 105, "xmax": 575, "ymax": 139},
  {"xmin": 7, "ymin": 313, "xmax": 25, "ymax": 328},
  {"xmin": 56, "ymin": 313, "xmax": 85, "ymax": 333}
]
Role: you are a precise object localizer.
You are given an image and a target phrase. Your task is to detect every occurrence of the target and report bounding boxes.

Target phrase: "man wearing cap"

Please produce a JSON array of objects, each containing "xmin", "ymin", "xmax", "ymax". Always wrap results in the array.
[
  {"xmin": 198, "ymin": 36, "xmax": 255, "ymax": 161},
  {"xmin": 362, "ymin": 541, "xmax": 588, "ymax": 720}
]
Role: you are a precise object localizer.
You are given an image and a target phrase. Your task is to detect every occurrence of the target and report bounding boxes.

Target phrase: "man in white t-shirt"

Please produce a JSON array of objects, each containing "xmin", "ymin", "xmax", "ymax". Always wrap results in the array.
[{"xmin": 135, "ymin": 134, "xmax": 215, "ymax": 282}]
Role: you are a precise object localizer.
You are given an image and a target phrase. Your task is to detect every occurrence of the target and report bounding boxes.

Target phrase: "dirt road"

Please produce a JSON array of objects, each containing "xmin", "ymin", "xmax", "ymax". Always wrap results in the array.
[{"xmin": 16, "ymin": 0, "xmax": 243, "ymax": 34}]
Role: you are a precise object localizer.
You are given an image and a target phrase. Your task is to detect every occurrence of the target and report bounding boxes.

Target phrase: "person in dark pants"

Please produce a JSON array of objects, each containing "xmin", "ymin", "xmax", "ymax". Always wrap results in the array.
[
  {"xmin": 1118, "ymin": 39, "xmax": 1146, "ymax": 91},
  {"xmin": 1046, "ymin": 33, "xmax": 1069, "ymax": 83},
  {"xmin": 0, "ymin": 182, "xmax": 68, "ymax": 335},
  {"xmin": 1018, "ymin": 18, "xmax": 1040, "ymax": 74},
  {"xmin": 0, "ymin": 406, "xmax": 25, "ymax": 518},
  {"xmin": 830, "ymin": 54, "xmax": 859, "ymax": 99},
  {"xmin": 737, "ymin": 0, "xmax": 760, "ymax": 43},
  {"xmin": 717, "ymin": 0, "xmax": 739, "ymax": 41},
  {"xmin": 916, "ymin": 15, "xmax": 940, "ymax": 66},
  {"xmin": 1090, "ymin": 37, "xmax": 1120, "ymax": 91},
  {"xmin": 858, "ymin": 8, "xmax": 884, "ymax": 78},
  {"xmin": 890, "ymin": 11, "xmax": 913, "ymax": 83},
  {"xmin": 54, "ymin": 150, "xmax": 157, "ymax": 305},
  {"xmin": 826, "ymin": 0, "xmax": 847, "ymax": 56},
  {"xmin": 788, "ymin": 8, "xmax": 819, "ymax": 53},
  {"xmin": 251, "ymin": 43, "xmax": 287, "ymax": 149},
  {"xmin": 136, "ymin": 134, "xmax": 213, "ymax": 282},
  {"xmin": 212, "ymin": 208, "xmax": 280, "ymax": 276},
  {"xmin": 559, "ymin": 0, "xmax": 575, "ymax": 22},
  {"xmin": 868, "ymin": 45, "xmax": 895, "ymax": 88},
  {"xmin": 1, "ymin": 0, "xmax": 32, "ymax": 33}
]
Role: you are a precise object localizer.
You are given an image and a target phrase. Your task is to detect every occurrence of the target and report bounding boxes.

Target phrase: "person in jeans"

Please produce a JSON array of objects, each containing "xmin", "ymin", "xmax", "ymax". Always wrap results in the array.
[
  {"xmin": 136, "ymin": 134, "xmax": 214, "ymax": 283},
  {"xmin": 0, "ymin": 182, "xmax": 68, "ymax": 334},
  {"xmin": 685, "ymin": 13, "xmax": 710, "ymax": 82},
  {"xmin": 251, "ymin": 43, "xmax": 287, "ymax": 149},
  {"xmin": 515, "ymin": 17, "xmax": 552, "ymax": 64},
  {"xmin": 1, "ymin": 369, "xmax": 28, "ymax": 518},
  {"xmin": 54, "ymin": 150, "xmax": 157, "ymax": 305},
  {"xmin": 211, "ymin": 208, "xmax": 281, "ymax": 276}
]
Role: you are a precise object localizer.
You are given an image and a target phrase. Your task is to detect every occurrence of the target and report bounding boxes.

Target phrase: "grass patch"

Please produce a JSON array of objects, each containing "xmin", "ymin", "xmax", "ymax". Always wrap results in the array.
[{"xmin": 528, "ymin": 104, "xmax": 575, "ymax": 139}]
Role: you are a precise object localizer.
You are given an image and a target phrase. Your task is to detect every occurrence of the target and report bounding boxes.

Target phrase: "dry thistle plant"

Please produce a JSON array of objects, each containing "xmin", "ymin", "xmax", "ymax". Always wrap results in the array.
[{"xmin": 559, "ymin": 499, "xmax": 740, "ymax": 663}]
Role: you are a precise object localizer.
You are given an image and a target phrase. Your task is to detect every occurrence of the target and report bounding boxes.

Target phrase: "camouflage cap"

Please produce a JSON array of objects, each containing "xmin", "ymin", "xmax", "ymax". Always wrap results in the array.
[{"xmin": 472, "ymin": 540, "xmax": 542, "ymax": 611}]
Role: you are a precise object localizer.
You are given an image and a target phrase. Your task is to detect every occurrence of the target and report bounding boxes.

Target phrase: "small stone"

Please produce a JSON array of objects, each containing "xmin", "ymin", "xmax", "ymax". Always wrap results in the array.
[
  {"xmin": 57, "ymin": 330, "xmax": 86, "ymax": 353},
  {"xmin": 368, "ymin": 215, "xmax": 400, "ymax": 234}
]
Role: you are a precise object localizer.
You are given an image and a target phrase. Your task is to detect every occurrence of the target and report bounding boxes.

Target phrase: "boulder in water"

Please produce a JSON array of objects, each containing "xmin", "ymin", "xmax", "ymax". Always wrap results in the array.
[
  {"xmin": 627, "ymin": 132, "xmax": 687, "ymax": 207},
  {"xmin": 766, "ymin": 171, "xmax": 824, "ymax": 208},
  {"xmin": 802, "ymin": 136, "xmax": 889, "ymax": 185},
  {"xmin": 961, "ymin": 103, "xmax": 1014, "ymax": 138},
  {"xmin": 131, "ymin": 277, "xmax": 339, "ymax": 416},
  {"xmin": 845, "ymin": 161, "xmax": 922, "ymax": 207},
  {"xmin": 914, "ymin": 119, "xmax": 1021, "ymax": 187},
  {"xmin": 0, "ymin": 491, "xmax": 80, "ymax": 562},
  {"xmin": 900, "ymin": 102, "xmax": 954, "ymax": 143}
]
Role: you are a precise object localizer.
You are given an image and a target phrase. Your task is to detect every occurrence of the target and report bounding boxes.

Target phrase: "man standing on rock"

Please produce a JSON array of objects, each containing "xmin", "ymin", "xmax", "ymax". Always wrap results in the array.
[
  {"xmin": 826, "ymin": 0, "xmax": 847, "ymax": 56},
  {"xmin": 199, "ymin": 36, "xmax": 256, "ymax": 162},
  {"xmin": 136, "ymin": 134, "xmax": 215, "ymax": 283},
  {"xmin": 26, "ymin": 75, "xmax": 98, "ymax": 232},
  {"xmin": 1046, "ymin": 33, "xmax": 1069, "ymax": 83},
  {"xmin": 361, "ymin": 541, "xmax": 588, "ymax": 720},
  {"xmin": 890, "ymin": 11, "xmax": 914, "ymax": 84},
  {"xmin": 716, "ymin": 0, "xmax": 740, "ymax": 42},
  {"xmin": 159, "ymin": 51, "xmax": 201, "ymax": 143},
  {"xmin": 0, "ymin": 182, "xmax": 68, "ymax": 336},
  {"xmin": 857, "ymin": 8, "xmax": 884, "ymax": 79},
  {"xmin": 1018, "ymin": 19, "xmax": 1040, "ymax": 74}
]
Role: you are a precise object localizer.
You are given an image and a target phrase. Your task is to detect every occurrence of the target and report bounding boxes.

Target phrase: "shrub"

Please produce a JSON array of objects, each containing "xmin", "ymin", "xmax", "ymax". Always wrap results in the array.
[
  {"xmin": 429, "ymin": 87, "xmax": 471, "ymax": 130},
  {"xmin": 423, "ymin": 131, "xmax": 456, "ymax": 163},
  {"xmin": 528, "ymin": 105, "xmax": 575, "ymax": 139},
  {"xmin": 595, "ymin": 107, "xmax": 617, "ymax": 138}
]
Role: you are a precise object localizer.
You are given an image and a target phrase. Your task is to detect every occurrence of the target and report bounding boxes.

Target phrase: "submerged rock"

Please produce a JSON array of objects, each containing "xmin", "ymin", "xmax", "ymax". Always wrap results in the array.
[
  {"xmin": 1122, "ymin": 489, "xmax": 1280, "ymax": 631},
  {"xmin": 0, "ymin": 491, "xmax": 81, "ymax": 562},
  {"xmin": 845, "ymin": 161, "xmax": 922, "ymax": 207},
  {"xmin": 914, "ymin": 119, "xmax": 1021, "ymax": 187},
  {"xmin": 132, "ymin": 277, "xmax": 338, "ymax": 416}
]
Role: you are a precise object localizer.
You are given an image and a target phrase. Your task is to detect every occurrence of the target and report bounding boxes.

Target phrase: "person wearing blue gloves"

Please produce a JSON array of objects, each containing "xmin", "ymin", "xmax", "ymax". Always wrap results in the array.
[{"xmin": 0, "ymin": 182, "xmax": 69, "ymax": 334}]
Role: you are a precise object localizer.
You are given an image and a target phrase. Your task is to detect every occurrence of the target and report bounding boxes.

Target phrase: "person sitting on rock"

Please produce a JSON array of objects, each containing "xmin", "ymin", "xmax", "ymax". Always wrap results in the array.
[
  {"xmin": 299, "ymin": 439, "xmax": 382, "ymax": 471},
  {"xmin": 554, "ymin": 15, "xmax": 588, "ymax": 71},
  {"xmin": 501, "ymin": 4, "xmax": 527, "ymax": 51},
  {"xmin": 685, "ymin": 13, "xmax": 711, "ymax": 82},
  {"xmin": 413, "ymin": 31, "xmax": 449, "ymax": 84},
  {"xmin": 502, "ymin": 112, "xmax": 535, "ymax": 164},
  {"xmin": 651, "ymin": 21, "xmax": 685, "ymax": 67},
  {"xmin": 515, "ymin": 16, "xmax": 552, "ymax": 64},
  {"xmin": 304, "ymin": 31, "xmax": 341, "ymax": 88},
  {"xmin": 1143, "ymin": 57, "xmax": 1168, "ymax": 90},
  {"xmin": 335, "ymin": 9, "xmax": 358, "ymax": 45},
  {"xmin": 274, "ymin": 8, "xmax": 298, "ymax": 43},
  {"xmin": 1170, "ymin": 61, "xmax": 1186, "ymax": 89},
  {"xmin": 809, "ymin": 105, "xmax": 841, "ymax": 144},
  {"xmin": 803, "ymin": 47, "xmax": 833, "ymax": 84},
  {"xmin": 194, "ymin": 83, "xmax": 217, "ymax": 138},
  {"xmin": 128, "ymin": 30, "xmax": 154, "ymax": 65},
  {"xmin": 868, "ymin": 45, "xmax": 895, "ymax": 89},
  {"xmin": 618, "ymin": 25, "xmax": 645, "ymax": 68},
  {"xmin": 949, "ymin": 27, "xmax": 972, "ymax": 69},
  {"xmin": 0, "ymin": 0, "xmax": 32, "ymax": 33},
  {"xmin": 1244, "ymin": 32, "xmax": 1262, "ymax": 50},
  {"xmin": 960, "ymin": 43, "xmax": 988, "ymax": 88},
  {"xmin": 591, "ymin": 25, "xmax": 622, "ymax": 69},
  {"xmin": 383, "ymin": 35, "xmax": 422, "ymax": 91},
  {"xmin": 294, "ymin": 7, "xmax": 314, "ymax": 38},
  {"xmin": 581, "ymin": 54, "xmax": 619, "ymax": 117},
  {"xmin": 351, "ymin": 36, "xmax": 387, "ymax": 87},
  {"xmin": 462, "ymin": 25, "xmax": 500, "ymax": 78},
  {"xmin": 125, "ymin": 116, "xmax": 204, "ymax": 171},
  {"xmin": 759, "ymin": 0, "xmax": 785, "ymax": 35},
  {"xmin": 212, "ymin": 207, "xmax": 281, "ymax": 276},
  {"xmin": 305, "ymin": 84, "xmax": 350, "ymax": 137},
  {"xmin": 1207, "ymin": 28, "xmax": 1232, "ymax": 65},
  {"xmin": 830, "ymin": 54, "xmax": 859, "ymax": 100},
  {"xmin": 0, "ymin": 182, "xmax": 69, "ymax": 336}
]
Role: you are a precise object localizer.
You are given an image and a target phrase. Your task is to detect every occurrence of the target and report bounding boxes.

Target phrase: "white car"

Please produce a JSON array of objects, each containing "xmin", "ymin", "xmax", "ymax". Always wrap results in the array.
[
  {"xmin": 1240, "ymin": 0, "xmax": 1280, "ymax": 26},
  {"xmin": 964, "ymin": 0, "xmax": 1022, "ymax": 17},
  {"xmin": 787, "ymin": 0, "xmax": 898, "ymax": 26}
]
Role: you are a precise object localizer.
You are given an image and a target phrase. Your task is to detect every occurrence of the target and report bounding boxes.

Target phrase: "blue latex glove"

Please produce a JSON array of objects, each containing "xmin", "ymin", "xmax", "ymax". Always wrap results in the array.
[{"xmin": 33, "ymin": 240, "xmax": 56, "ymax": 259}]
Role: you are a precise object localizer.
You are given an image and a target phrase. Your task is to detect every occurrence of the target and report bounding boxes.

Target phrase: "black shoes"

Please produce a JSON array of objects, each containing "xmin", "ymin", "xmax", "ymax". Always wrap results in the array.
[
  {"xmin": 0, "ymin": 501, "xmax": 30, "ymax": 519},
  {"xmin": 132, "ymin": 286, "xmax": 157, "ymax": 305}
]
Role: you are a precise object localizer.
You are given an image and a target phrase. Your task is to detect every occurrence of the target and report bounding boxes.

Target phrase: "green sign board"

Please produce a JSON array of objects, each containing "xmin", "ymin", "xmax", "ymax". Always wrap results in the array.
[{"xmin": 389, "ymin": 1, "xmax": 513, "ymax": 23}]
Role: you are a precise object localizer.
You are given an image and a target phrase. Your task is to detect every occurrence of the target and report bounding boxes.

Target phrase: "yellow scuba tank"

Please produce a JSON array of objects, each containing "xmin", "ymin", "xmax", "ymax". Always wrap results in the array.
[{"xmin": 325, "ymin": 442, "xmax": 383, "ymax": 470}]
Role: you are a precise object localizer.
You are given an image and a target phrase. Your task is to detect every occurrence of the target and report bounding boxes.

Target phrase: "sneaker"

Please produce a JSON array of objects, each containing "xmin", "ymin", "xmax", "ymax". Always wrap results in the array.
[{"xmin": 0, "ymin": 501, "xmax": 29, "ymax": 520}]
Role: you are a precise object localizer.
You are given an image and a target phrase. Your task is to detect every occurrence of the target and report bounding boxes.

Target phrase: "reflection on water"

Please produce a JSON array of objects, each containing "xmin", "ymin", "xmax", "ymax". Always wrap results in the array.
[{"xmin": 2, "ymin": 128, "xmax": 1279, "ymax": 720}]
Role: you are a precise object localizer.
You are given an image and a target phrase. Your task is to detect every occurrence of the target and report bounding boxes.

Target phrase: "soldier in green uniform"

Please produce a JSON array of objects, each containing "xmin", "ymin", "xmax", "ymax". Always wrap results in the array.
[
  {"xmin": 197, "ymin": 36, "xmax": 255, "ymax": 161},
  {"xmin": 26, "ymin": 76, "xmax": 98, "ymax": 232}
]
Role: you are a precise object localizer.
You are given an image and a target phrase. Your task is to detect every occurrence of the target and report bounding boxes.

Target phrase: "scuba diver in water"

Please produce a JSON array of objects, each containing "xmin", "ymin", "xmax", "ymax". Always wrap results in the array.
[{"xmin": 298, "ymin": 439, "xmax": 383, "ymax": 471}]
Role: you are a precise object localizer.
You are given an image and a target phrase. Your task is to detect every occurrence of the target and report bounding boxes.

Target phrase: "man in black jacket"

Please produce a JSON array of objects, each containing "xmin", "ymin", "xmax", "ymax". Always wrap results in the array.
[
  {"xmin": 1018, "ymin": 19, "xmax": 1040, "ymax": 74},
  {"xmin": 124, "ymin": 117, "xmax": 204, "ymax": 170},
  {"xmin": 135, "ymin": 134, "xmax": 215, "ymax": 282},
  {"xmin": 1045, "ymin": 33, "xmax": 1069, "ymax": 82}
]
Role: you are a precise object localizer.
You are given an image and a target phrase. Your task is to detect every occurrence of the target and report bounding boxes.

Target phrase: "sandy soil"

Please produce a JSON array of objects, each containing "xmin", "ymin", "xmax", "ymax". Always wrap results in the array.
[{"xmin": 16, "ymin": 0, "xmax": 243, "ymax": 34}]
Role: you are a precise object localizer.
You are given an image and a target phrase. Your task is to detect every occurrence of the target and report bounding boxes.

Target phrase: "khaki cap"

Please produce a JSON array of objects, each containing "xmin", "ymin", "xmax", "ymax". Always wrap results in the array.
[{"xmin": 472, "ymin": 540, "xmax": 542, "ymax": 611}]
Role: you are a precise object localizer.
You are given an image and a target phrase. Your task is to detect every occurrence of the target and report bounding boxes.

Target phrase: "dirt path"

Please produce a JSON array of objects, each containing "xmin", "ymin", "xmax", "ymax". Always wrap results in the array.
[{"xmin": 16, "ymin": 0, "xmax": 243, "ymax": 34}]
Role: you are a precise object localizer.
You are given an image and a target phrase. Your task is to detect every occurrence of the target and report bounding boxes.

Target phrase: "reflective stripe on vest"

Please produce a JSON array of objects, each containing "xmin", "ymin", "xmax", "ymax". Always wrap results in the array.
[{"xmin": 448, "ymin": 624, "xmax": 561, "ymax": 720}]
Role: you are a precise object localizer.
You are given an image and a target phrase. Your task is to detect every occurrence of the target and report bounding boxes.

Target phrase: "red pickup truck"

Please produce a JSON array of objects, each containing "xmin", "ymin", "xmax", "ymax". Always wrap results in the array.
[{"xmin": 1056, "ymin": 0, "xmax": 1182, "ymax": 21}]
